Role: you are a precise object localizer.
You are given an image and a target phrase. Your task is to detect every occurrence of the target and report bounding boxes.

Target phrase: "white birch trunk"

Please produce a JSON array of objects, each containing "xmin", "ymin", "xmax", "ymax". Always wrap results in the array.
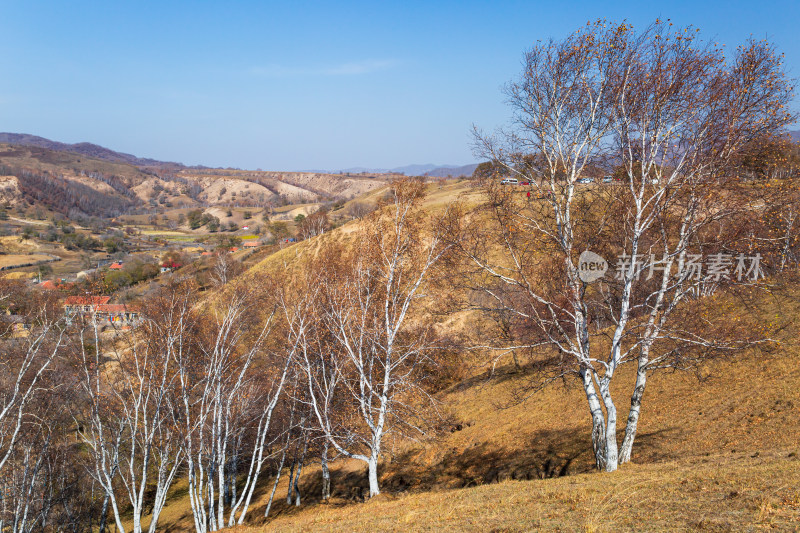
[
  {"xmin": 367, "ymin": 456, "xmax": 380, "ymax": 498},
  {"xmin": 320, "ymin": 441, "xmax": 331, "ymax": 501},
  {"xmin": 619, "ymin": 363, "xmax": 647, "ymax": 463},
  {"xmin": 580, "ymin": 368, "xmax": 607, "ymax": 470}
]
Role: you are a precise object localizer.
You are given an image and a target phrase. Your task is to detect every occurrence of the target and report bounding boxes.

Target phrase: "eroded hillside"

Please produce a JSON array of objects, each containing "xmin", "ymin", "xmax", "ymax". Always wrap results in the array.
[{"xmin": 0, "ymin": 142, "xmax": 403, "ymax": 218}]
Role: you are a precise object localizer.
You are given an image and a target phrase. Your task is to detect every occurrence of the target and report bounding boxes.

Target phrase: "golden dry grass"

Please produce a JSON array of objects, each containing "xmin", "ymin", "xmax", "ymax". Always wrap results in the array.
[
  {"xmin": 3, "ymin": 271, "xmax": 35, "ymax": 280},
  {"xmin": 145, "ymin": 297, "xmax": 800, "ymax": 531},
  {"xmin": 0, "ymin": 254, "xmax": 53, "ymax": 268},
  {"xmin": 139, "ymin": 182, "xmax": 800, "ymax": 532},
  {"xmin": 245, "ymin": 178, "xmax": 476, "ymax": 278},
  {"xmin": 0, "ymin": 236, "xmax": 39, "ymax": 254},
  {"xmin": 235, "ymin": 451, "xmax": 800, "ymax": 532}
]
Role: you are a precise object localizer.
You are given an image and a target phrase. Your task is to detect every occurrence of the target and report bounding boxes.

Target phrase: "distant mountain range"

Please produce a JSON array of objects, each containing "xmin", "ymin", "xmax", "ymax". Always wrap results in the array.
[
  {"xmin": 5, "ymin": 129, "xmax": 797, "ymax": 179},
  {"xmin": 334, "ymin": 164, "xmax": 437, "ymax": 175},
  {"xmin": 329, "ymin": 163, "xmax": 478, "ymax": 177},
  {"xmin": 0, "ymin": 133, "xmax": 189, "ymax": 170},
  {"xmin": 0, "ymin": 133, "xmax": 479, "ymax": 177},
  {"xmin": 422, "ymin": 163, "xmax": 478, "ymax": 177},
  {"xmin": 337, "ymin": 131, "xmax": 800, "ymax": 176}
]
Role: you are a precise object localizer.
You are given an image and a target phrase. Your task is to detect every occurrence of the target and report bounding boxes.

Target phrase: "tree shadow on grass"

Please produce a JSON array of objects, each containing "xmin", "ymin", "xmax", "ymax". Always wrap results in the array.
[
  {"xmin": 155, "ymin": 424, "xmax": 684, "ymax": 530},
  {"xmin": 380, "ymin": 424, "xmax": 681, "ymax": 494}
]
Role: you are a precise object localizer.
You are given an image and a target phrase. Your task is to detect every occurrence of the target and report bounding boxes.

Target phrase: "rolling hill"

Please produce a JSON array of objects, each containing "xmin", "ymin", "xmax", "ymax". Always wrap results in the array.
[
  {"xmin": 0, "ymin": 132, "xmax": 187, "ymax": 170},
  {"xmin": 139, "ymin": 183, "xmax": 800, "ymax": 531},
  {"xmin": 0, "ymin": 136, "xmax": 400, "ymax": 218}
]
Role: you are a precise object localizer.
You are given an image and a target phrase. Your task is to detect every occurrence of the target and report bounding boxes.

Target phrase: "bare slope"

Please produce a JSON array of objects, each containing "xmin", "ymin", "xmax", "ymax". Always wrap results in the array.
[
  {"xmin": 182, "ymin": 169, "xmax": 398, "ymax": 202},
  {"xmin": 0, "ymin": 142, "xmax": 411, "ymax": 217},
  {"xmin": 144, "ymin": 181, "xmax": 800, "ymax": 532},
  {"xmin": 147, "ymin": 285, "xmax": 800, "ymax": 531},
  {"xmin": 242, "ymin": 452, "xmax": 800, "ymax": 532}
]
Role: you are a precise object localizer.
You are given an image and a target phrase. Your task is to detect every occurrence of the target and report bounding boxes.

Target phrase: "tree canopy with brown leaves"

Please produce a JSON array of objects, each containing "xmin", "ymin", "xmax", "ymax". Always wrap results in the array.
[{"xmin": 459, "ymin": 19, "xmax": 796, "ymax": 472}]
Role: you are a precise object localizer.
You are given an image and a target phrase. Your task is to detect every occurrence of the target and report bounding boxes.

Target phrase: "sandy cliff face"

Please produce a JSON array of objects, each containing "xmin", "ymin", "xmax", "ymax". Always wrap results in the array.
[
  {"xmin": 0, "ymin": 176, "xmax": 21, "ymax": 205},
  {"xmin": 264, "ymin": 171, "xmax": 391, "ymax": 198}
]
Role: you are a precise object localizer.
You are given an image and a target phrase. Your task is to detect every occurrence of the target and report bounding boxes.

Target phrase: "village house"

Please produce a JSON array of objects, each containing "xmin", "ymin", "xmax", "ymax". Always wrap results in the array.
[
  {"xmin": 39, "ymin": 278, "xmax": 71, "ymax": 291},
  {"xmin": 95, "ymin": 304, "xmax": 139, "ymax": 325},
  {"xmin": 64, "ymin": 295, "xmax": 139, "ymax": 325},
  {"xmin": 160, "ymin": 260, "xmax": 182, "ymax": 273}
]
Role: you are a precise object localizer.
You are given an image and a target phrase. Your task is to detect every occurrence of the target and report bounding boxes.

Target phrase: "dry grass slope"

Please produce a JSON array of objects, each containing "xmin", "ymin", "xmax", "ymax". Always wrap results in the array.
[
  {"xmin": 237, "ymin": 452, "xmax": 799, "ymax": 532},
  {"xmin": 143, "ymin": 285, "xmax": 800, "ymax": 531},
  {"xmin": 145, "ymin": 181, "xmax": 800, "ymax": 532}
]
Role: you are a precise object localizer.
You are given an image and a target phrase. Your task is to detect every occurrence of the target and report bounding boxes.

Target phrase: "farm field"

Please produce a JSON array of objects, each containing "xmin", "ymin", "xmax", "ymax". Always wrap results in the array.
[{"xmin": 0, "ymin": 253, "xmax": 55, "ymax": 269}]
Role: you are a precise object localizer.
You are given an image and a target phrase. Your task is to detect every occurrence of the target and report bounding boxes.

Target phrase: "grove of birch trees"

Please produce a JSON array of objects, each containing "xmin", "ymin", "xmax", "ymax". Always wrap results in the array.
[{"xmin": 0, "ymin": 19, "xmax": 797, "ymax": 533}]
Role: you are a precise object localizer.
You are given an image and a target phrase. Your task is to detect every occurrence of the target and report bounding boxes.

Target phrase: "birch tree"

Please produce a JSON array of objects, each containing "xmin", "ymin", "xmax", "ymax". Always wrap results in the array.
[
  {"xmin": 298, "ymin": 179, "xmax": 449, "ymax": 497},
  {"xmin": 77, "ymin": 286, "xmax": 188, "ymax": 533},
  {"xmin": 459, "ymin": 20, "xmax": 795, "ymax": 472},
  {"xmin": 0, "ymin": 285, "xmax": 67, "ymax": 532},
  {"xmin": 175, "ymin": 279, "xmax": 297, "ymax": 532},
  {"xmin": 298, "ymin": 208, "xmax": 330, "ymax": 240},
  {"xmin": 0, "ymin": 286, "xmax": 65, "ymax": 479},
  {"xmin": 0, "ymin": 413, "xmax": 79, "ymax": 533},
  {"xmin": 736, "ymin": 136, "xmax": 800, "ymax": 272}
]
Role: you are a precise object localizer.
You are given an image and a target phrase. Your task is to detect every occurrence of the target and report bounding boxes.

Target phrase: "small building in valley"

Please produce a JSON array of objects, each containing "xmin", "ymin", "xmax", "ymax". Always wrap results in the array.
[
  {"xmin": 64, "ymin": 296, "xmax": 139, "ymax": 325},
  {"xmin": 160, "ymin": 261, "xmax": 182, "ymax": 273}
]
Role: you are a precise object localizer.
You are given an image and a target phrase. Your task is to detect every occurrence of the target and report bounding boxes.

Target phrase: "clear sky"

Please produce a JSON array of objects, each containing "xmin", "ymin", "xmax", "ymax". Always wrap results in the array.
[{"xmin": 1, "ymin": 0, "xmax": 798, "ymax": 171}]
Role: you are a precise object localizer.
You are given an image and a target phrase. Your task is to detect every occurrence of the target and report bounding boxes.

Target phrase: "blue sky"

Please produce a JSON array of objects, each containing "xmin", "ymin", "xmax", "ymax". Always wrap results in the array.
[{"xmin": 1, "ymin": 0, "xmax": 798, "ymax": 170}]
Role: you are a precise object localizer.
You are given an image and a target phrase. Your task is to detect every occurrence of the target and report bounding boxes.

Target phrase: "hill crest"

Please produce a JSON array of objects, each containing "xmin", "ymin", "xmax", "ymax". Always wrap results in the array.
[{"xmin": 0, "ymin": 132, "xmax": 189, "ymax": 170}]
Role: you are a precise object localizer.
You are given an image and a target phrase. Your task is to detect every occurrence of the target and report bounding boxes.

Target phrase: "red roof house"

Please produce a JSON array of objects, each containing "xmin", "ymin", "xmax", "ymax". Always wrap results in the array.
[
  {"xmin": 63, "ymin": 297, "xmax": 139, "ymax": 325},
  {"xmin": 40, "ymin": 280, "xmax": 62, "ymax": 290},
  {"xmin": 160, "ymin": 261, "xmax": 182, "ymax": 273},
  {"xmin": 65, "ymin": 295, "xmax": 111, "ymax": 308}
]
